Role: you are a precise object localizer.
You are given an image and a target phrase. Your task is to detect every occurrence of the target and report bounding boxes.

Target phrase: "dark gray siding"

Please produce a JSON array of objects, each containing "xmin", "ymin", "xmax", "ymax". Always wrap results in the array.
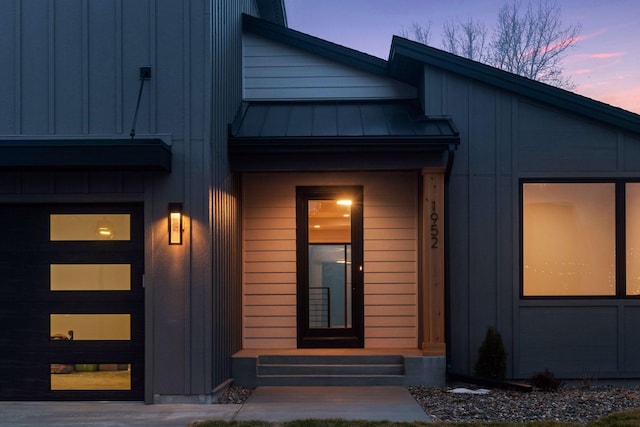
[
  {"xmin": 0, "ymin": 0, "xmax": 258, "ymax": 398},
  {"xmin": 430, "ymin": 63, "xmax": 640, "ymax": 379},
  {"xmin": 209, "ymin": 0, "xmax": 258, "ymax": 389}
]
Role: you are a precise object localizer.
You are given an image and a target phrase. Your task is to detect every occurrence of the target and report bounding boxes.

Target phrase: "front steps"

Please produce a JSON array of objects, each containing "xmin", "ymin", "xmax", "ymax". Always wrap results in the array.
[{"xmin": 232, "ymin": 351, "xmax": 446, "ymax": 387}]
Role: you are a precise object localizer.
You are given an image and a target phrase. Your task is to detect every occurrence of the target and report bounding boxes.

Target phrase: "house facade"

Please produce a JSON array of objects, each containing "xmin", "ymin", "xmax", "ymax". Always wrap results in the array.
[
  {"xmin": 2, "ymin": 0, "xmax": 640, "ymax": 403},
  {"xmin": 232, "ymin": 15, "xmax": 640, "ymax": 384},
  {"xmin": 0, "ymin": 0, "xmax": 285, "ymax": 402}
]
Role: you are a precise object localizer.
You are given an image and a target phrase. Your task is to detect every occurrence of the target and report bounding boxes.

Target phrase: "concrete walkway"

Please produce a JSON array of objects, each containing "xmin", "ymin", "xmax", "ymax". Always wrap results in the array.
[{"xmin": 0, "ymin": 386, "xmax": 430, "ymax": 426}]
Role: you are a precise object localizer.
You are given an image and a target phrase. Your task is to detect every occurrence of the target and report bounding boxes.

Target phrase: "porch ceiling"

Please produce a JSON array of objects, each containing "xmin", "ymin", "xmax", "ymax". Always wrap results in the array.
[{"xmin": 228, "ymin": 101, "xmax": 460, "ymax": 171}]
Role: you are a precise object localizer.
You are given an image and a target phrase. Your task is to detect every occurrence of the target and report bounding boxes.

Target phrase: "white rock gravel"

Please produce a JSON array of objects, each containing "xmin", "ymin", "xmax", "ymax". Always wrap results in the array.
[{"xmin": 409, "ymin": 385, "xmax": 640, "ymax": 423}]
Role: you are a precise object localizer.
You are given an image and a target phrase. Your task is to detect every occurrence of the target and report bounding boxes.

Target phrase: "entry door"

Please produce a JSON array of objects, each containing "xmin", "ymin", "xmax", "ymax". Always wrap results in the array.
[
  {"xmin": 0, "ymin": 204, "xmax": 144, "ymax": 400},
  {"xmin": 296, "ymin": 187, "xmax": 364, "ymax": 348}
]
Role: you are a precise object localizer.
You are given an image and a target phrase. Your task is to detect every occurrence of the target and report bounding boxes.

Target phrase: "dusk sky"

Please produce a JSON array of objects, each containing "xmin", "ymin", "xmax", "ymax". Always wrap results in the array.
[{"xmin": 284, "ymin": 0, "xmax": 640, "ymax": 115}]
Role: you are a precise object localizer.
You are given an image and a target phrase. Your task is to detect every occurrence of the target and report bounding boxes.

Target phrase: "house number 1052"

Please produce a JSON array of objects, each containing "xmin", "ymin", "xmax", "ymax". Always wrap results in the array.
[{"xmin": 430, "ymin": 201, "xmax": 439, "ymax": 249}]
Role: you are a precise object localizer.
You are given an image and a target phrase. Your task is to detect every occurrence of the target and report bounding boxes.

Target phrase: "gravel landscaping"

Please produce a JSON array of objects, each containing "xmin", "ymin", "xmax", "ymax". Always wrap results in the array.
[
  {"xmin": 409, "ymin": 385, "xmax": 640, "ymax": 423},
  {"xmin": 217, "ymin": 384, "xmax": 640, "ymax": 424}
]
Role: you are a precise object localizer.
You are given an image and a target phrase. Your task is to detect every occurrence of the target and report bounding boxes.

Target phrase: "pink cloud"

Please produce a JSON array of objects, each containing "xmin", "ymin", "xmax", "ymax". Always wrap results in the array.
[
  {"xmin": 591, "ymin": 52, "xmax": 626, "ymax": 59},
  {"xmin": 576, "ymin": 28, "xmax": 609, "ymax": 42},
  {"xmin": 576, "ymin": 82, "xmax": 640, "ymax": 115}
]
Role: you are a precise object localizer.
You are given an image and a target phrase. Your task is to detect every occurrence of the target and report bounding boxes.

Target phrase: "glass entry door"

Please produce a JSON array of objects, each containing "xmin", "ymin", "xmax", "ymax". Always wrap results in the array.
[{"xmin": 296, "ymin": 187, "xmax": 363, "ymax": 348}]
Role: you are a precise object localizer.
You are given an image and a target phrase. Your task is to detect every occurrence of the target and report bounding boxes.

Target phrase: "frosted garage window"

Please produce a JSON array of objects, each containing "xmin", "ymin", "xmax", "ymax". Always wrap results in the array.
[
  {"xmin": 50, "ymin": 314, "xmax": 130, "ymax": 341},
  {"xmin": 51, "ymin": 363, "xmax": 131, "ymax": 390},
  {"xmin": 50, "ymin": 214, "xmax": 130, "ymax": 241},
  {"xmin": 50, "ymin": 264, "xmax": 131, "ymax": 291},
  {"xmin": 523, "ymin": 183, "xmax": 615, "ymax": 296},
  {"xmin": 626, "ymin": 184, "xmax": 640, "ymax": 296}
]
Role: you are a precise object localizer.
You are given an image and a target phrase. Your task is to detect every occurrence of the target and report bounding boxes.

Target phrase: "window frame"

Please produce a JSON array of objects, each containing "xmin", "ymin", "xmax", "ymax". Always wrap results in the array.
[{"xmin": 520, "ymin": 178, "xmax": 640, "ymax": 299}]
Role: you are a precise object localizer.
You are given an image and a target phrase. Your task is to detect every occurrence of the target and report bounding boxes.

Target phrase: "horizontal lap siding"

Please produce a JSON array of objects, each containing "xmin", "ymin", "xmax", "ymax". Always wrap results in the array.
[
  {"xmin": 243, "ymin": 34, "xmax": 416, "ymax": 101},
  {"xmin": 243, "ymin": 175, "xmax": 297, "ymax": 348},
  {"xmin": 364, "ymin": 177, "xmax": 418, "ymax": 348},
  {"xmin": 242, "ymin": 172, "xmax": 418, "ymax": 349}
]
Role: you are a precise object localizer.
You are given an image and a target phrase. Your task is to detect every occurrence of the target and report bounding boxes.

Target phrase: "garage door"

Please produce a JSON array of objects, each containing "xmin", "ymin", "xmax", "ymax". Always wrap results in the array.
[{"xmin": 0, "ymin": 204, "xmax": 144, "ymax": 400}]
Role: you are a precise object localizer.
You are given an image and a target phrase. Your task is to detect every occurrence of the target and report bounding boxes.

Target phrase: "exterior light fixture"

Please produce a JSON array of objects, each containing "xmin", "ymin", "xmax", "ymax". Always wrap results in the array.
[{"xmin": 168, "ymin": 203, "xmax": 183, "ymax": 245}]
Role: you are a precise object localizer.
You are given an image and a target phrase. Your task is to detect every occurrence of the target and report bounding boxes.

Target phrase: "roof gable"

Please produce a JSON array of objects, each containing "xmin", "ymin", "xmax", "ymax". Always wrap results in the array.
[
  {"xmin": 243, "ymin": 33, "xmax": 416, "ymax": 100},
  {"xmin": 243, "ymin": 14, "xmax": 389, "ymax": 78}
]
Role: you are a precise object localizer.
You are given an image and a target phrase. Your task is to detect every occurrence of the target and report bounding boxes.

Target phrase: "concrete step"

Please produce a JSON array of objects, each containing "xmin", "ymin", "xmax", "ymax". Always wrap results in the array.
[
  {"xmin": 258, "ymin": 354, "xmax": 404, "ymax": 366},
  {"xmin": 232, "ymin": 352, "xmax": 446, "ymax": 387},
  {"xmin": 253, "ymin": 354, "xmax": 405, "ymax": 386},
  {"xmin": 258, "ymin": 363, "xmax": 404, "ymax": 377},
  {"xmin": 248, "ymin": 374, "xmax": 407, "ymax": 386}
]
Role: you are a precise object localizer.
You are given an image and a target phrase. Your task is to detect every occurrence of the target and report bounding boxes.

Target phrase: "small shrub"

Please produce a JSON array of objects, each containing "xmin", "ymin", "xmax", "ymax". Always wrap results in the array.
[
  {"xmin": 473, "ymin": 326, "xmax": 507, "ymax": 379},
  {"xmin": 581, "ymin": 372, "xmax": 597, "ymax": 389},
  {"xmin": 530, "ymin": 368, "xmax": 563, "ymax": 391}
]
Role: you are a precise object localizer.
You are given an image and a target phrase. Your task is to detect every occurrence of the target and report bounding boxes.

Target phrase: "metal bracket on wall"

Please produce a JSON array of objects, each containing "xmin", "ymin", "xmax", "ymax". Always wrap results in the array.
[{"xmin": 130, "ymin": 66, "xmax": 152, "ymax": 139}]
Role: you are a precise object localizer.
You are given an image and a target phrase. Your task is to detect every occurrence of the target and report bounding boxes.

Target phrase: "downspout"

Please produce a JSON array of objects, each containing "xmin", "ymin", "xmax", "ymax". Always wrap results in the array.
[{"xmin": 444, "ymin": 143, "xmax": 455, "ymax": 378}]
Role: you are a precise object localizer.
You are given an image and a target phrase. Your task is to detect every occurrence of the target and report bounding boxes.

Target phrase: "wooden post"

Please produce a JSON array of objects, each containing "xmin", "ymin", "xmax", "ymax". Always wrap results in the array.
[{"xmin": 421, "ymin": 169, "xmax": 446, "ymax": 356}]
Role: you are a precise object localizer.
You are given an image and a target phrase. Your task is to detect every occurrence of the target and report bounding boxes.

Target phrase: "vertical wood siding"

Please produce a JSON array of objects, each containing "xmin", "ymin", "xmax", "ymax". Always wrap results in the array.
[
  {"xmin": 436, "ymin": 64, "xmax": 640, "ymax": 379},
  {"xmin": 0, "ymin": 0, "xmax": 261, "ymax": 396},
  {"xmin": 243, "ymin": 33, "xmax": 416, "ymax": 101},
  {"xmin": 242, "ymin": 172, "xmax": 418, "ymax": 349},
  {"xmin": 209, "ymin": 0, "xmax": 260, "ymax": 389}
]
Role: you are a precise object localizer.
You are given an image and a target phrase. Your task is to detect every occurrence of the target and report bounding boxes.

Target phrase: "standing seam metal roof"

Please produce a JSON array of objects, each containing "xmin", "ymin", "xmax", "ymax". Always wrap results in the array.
[{"xmin": 231, "ymin": 101, "xmax": 459, "ymax": 141}]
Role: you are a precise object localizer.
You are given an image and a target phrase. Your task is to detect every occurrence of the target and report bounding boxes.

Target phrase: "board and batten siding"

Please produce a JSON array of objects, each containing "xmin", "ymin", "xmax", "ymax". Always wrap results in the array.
[
  {"xmin": 242, "ymin": 172, "xmax": 419, "ymax": 349},
  {"xmin": 0, "ymin": 0, "xmax": 260, "ymax": 396},
  {"xmin": 425, "ymin": 60, "xmax": 640, "ymax": 378},
  {"xmin": 243, "ymin": 33, "xmax": 416, "ymax": 101}
]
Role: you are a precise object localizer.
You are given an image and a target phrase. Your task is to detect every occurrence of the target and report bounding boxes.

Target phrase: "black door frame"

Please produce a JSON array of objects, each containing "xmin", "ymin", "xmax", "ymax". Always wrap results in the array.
[{"xmin": 296, "ymin": 186, "xmax": 364, "ymax": 348}]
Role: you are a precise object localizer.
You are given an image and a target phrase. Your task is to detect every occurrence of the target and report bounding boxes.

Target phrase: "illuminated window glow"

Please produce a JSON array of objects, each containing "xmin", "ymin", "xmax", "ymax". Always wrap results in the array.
[
  {"xmin": 626, "ymin": 184, "xmax": 640, "ymax": 296},
  {"xmin": 523, "ymin": 183, "xmax": 615, "ymax": 296},
  {"xmin": 50, "ymin": 214, "xmax": 130, "ymax": 241}
]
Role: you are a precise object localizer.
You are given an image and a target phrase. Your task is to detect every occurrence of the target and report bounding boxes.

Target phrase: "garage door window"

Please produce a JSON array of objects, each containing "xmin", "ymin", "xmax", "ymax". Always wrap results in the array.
[
  {"xmin": 50, "ymin": 264, "xmax": 131, "ymax": 291},
  {"xmin": 50, "ymin": 214, "xmax": 130, "ymax": 240}
]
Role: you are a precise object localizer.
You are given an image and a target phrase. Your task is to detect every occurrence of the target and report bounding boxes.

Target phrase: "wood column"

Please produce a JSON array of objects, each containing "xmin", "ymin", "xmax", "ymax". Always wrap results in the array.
[{"xmin": 421, "ymin": 170, "xmax": 446, "ymax": 356}]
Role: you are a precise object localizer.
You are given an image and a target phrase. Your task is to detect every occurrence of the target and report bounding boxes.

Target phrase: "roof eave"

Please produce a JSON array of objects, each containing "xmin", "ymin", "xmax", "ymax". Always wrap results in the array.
[
  {"xmin": 229, "ymin": 135, "xmax": 460, "ymax": 153},
  {"xmin": 254, "ymin": 0, "xmax": 287, "ymax": 26},
  {"xmin": 0, "ymin": 138, "xmax": 172, "ymax": 171},
  {"xmin": 389, "ymin": 36, "xmax": 640, "ymax": 135}
]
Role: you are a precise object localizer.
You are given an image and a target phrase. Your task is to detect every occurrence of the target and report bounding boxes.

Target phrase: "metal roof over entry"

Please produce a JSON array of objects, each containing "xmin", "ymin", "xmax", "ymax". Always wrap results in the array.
[{"xmin": 229, "ymin": 100, "xmax": 459, "ymax": 171}]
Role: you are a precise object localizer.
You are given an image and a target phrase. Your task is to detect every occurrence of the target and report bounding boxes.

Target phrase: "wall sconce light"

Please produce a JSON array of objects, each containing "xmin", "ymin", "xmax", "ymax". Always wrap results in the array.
[{"xmin": 168, "ymin": 203, "xmax": 183, "ymax": 245}]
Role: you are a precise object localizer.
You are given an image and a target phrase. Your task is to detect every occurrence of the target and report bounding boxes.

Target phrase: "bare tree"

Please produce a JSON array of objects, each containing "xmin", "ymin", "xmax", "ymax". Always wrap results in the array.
[
  {"xmin": 442, "ymin": 18, "xmax": 490, "ymax": 63},
  {"xmin": 400, "ymin": 0, "xmax": 581, "ymax": 89},
  {"xmin": 491, "ymin": 0, "xmax": 580, "ymax": 88},
  {"xmin": 401, "ymin": 21, "xmax": 432, "ymax": 45}
]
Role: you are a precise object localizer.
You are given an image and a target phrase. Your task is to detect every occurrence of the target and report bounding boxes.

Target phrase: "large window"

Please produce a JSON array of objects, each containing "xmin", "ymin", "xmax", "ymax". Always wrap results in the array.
[
  {"xmin": 626, "ymin": 184, "xmax": 640, "ymax": 296},
  {"xmin": 522, "ymin": 181, "xmax": 640, "ymax": 297}
]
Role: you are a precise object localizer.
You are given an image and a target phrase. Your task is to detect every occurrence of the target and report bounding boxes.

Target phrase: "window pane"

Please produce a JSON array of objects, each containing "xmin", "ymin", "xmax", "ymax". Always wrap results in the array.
[
  {"xmin": 626, "ymin": 184, "xmax": 640, "ymax": 295},
  {"xmin": 50, "ymin": 314, "xmax": 130, "ymax": 340},
  {"xmin": 51, "ymin": 364, "xmax": 131, "ymax": 390},
  {"xmin": 50, "ymin": 214, "xmax": 130, "ymax": 241},
  {"xmin": 523, "ymin": 183, "xmax": 615, "ymax": 296},
  {"xmin": 308, "ymin": 199, "xmax": 351, "ymax": 243},
  {"xmin": 308, "ymin": 244, "xmax": 352, "ymax": 328},
  {"xmin": 50, "ymin": 264, "xmax": 131, "ymax": 291}
]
